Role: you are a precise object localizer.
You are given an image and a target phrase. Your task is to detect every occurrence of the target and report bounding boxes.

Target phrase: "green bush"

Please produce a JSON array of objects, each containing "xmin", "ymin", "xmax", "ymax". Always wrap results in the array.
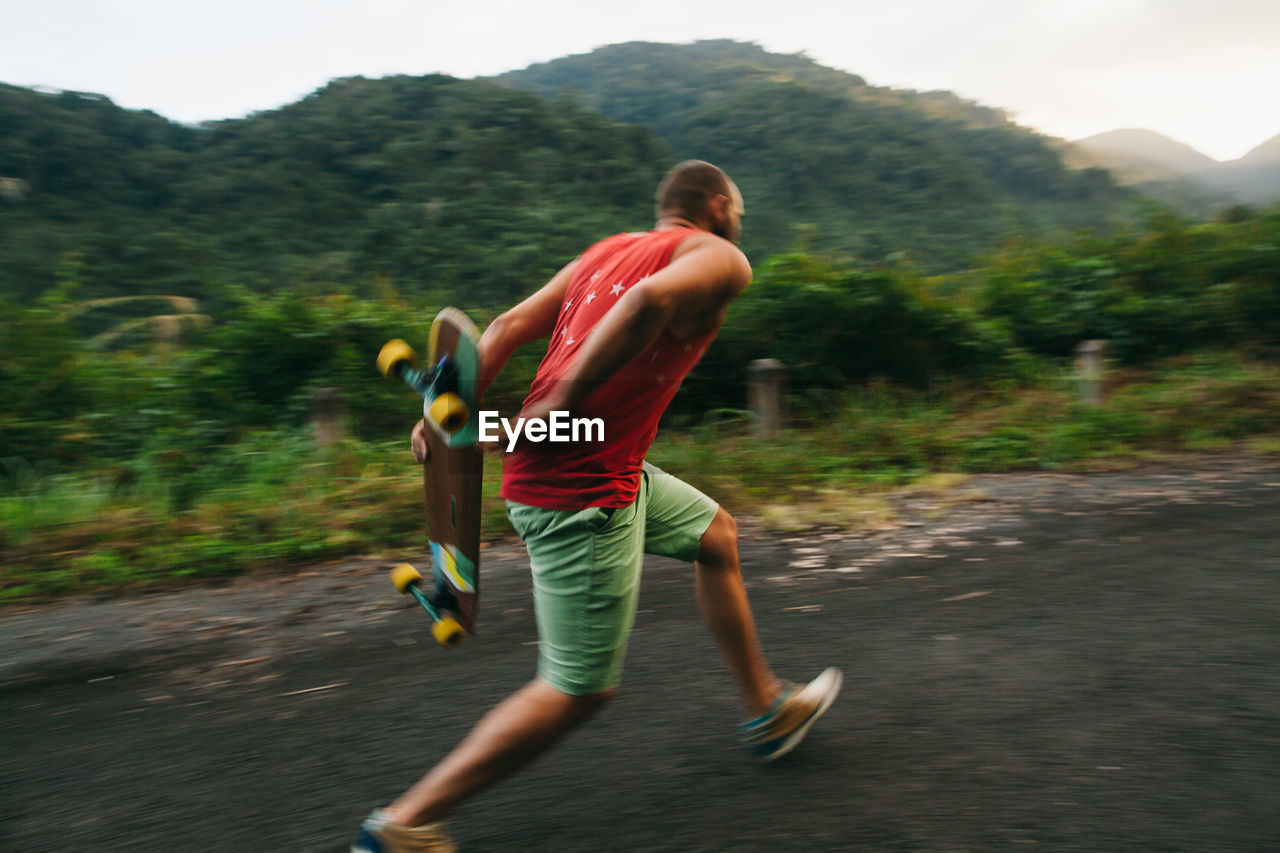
[
  {"xmin": 682, "ymin": 253, "xmax": 1011, "ymax": 415},
  {"xmin": 980, "ymin": 211, "xmax": 1280, "ymax": 363}
]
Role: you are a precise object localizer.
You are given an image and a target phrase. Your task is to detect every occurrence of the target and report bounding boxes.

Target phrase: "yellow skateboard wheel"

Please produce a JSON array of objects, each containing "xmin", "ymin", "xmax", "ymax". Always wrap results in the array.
[
  {"xmin": 390, "ymin": 562, "xmax": 423, "ymax": 593},
  {"xmin": 432, "ymin": 617, "xmax": 466, "ymax": 648},
  {"xmin": 429, "ymin": 392, "xmax": 469, "ymax": 433},
  {"xmin": 377, "ymin": 339, "xmax": 416, "ymax": 378}
]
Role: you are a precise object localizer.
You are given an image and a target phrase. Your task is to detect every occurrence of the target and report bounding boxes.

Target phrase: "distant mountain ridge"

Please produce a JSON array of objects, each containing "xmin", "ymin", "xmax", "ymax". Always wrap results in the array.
[
  {"xmin": 1238, "ymin": 133, "xmax": 1280, "ymax": 166},
  {"xmin": 1068, "ymin": 128, "xmax": 1280, "ymax": 209},
  {"xmin": 1069, "ymin": 129, "xmax": 1218, "ymax": 180}
]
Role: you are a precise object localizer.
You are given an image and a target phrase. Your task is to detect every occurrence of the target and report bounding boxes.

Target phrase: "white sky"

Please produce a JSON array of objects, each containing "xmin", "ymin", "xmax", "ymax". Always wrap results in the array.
[{"xmin": 1, "ymin": 0, "xmax": 1277, "ymax": 162}]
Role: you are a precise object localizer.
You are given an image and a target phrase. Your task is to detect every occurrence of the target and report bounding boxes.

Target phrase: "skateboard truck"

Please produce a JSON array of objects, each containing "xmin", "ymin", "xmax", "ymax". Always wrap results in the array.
[
  {"xmin": 377, "ymin": 341, "xmax": 469, "ymax": 434},
  {"xmin": 391, "ymin": 563, "xmax": 465, "ymax": 648}
]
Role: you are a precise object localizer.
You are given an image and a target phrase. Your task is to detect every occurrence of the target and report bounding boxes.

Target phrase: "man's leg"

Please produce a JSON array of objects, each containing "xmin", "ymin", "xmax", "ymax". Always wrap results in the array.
[
  {"xmin": 694, "ymin": 506, "xmax": 784, "ymax": 717},
  {"xmin": 694, "ymin": 504, "xmax": 843, "ymax": 762},
  {"xmin": 371, "ymin": 495, "xmax": 642, "ymax": 835},
  {"xmin": 384, "ymin": 680, "xmax": 613, "ymax": 826},
  {"xmin": 638, "ymin": 463, "xmax": 783, "ymax": 717},
  {"xmin": 640, "ymin": 461, "xmax": 841, "ymax": 752}
]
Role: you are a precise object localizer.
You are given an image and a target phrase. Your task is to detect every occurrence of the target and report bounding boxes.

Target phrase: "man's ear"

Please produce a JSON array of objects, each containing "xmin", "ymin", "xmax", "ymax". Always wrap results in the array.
[{"xmin": 707, "ymin": 193, "xmax": 730, "ymax": 224}]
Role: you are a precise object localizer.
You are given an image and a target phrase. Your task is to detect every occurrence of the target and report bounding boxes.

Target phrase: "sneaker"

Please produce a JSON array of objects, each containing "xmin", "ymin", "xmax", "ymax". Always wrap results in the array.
[
  {"xmin": 739, "ymin": 667, "xmax": 843, "ymax": 762},
  {"xmin": 352, "ymin": 810, "xmax": 457, "ymax": 853}
]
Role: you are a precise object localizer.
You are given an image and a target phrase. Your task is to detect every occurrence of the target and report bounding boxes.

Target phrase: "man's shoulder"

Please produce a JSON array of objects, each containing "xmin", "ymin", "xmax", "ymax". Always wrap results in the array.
[
  {"xmin": 582, "ymin": 228, "xmax": 702, "ymax": 264},
  {"xmin": 670, "ymin": 230, "xmax": 747, "ymax": 261},
  {"xmin": 669, "ymin": 232, "xmax": 751, "ymax": 289},
  {"xmin": 580, "ymin": 231, "xmax": 643, "ymax": 259},
  {"xmin": 584, "ymin": 229, "xmax": 748, "ymax": 282}
]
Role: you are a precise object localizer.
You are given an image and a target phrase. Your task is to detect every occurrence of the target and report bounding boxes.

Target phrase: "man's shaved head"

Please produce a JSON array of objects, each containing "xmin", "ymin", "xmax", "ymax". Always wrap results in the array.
[
  {"xmin": 656, "ymin": 160, "xmax": 733, "ymax": 220},
  {"xmin": 655, "ymin": 160, "xmax": 743, "ymax": 242}
]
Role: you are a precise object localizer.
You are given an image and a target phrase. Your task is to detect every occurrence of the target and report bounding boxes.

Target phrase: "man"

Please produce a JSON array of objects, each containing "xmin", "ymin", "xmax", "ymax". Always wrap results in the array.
[{"xmin": 354, "ymin": 161, "xmax": 841, "ymax": 853}]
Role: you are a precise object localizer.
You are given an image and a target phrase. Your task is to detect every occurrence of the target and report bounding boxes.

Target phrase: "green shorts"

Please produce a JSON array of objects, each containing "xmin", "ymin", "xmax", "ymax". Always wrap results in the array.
[{"xmin": 505, "ymin": 462, "xmax": 719, "ymax": 695}]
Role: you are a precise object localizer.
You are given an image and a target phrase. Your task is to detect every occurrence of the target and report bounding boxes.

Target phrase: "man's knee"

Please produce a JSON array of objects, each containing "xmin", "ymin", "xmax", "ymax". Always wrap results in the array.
[
  {"xmin": 697, "ymin": 507, "xmax": 738, "ymax": 568},
  {"xmin": 535, "ymin": 678, "xmax": 618, "ymax": 722},
  {"xmin": 566, "ymin": 686, "xmax": 617, "ymax": 719}
]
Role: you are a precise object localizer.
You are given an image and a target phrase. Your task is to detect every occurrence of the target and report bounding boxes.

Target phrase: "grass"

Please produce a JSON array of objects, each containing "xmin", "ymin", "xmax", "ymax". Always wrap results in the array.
[
  {"xmin": 3, "ymin": 353, "xmax": 1279, "ymax": 603},
  {"xmin": 648, "ymin": 352, "xmax": 1280, "ymax": 521}
]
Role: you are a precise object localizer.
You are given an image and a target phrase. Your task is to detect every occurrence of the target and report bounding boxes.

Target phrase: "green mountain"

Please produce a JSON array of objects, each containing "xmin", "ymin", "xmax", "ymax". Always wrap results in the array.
[
  {"xmin": 494, "ymin": 40, "xmax": 1131, "ymax": 267},
  {"xmin": 0, "ymin": 77, "xmax": 671, "ymax": 306},
  {"xmin": 1, "ymin": 41, "xmax": 1139, "ymax": 308}
]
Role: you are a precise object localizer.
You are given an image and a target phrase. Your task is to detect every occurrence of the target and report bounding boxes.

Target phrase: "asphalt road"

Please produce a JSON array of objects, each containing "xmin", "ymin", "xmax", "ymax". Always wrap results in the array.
[{"xmin": 3, "ymin": 457, "xmax": 1279, "ymax": 852}]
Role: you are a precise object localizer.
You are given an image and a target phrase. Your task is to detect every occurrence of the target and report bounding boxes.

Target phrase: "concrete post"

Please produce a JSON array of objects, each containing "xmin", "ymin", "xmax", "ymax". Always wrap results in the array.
[
  {"xmin": 1075, "ymin": 340, "xmax": 1107, "ymax": 405},
  {"xmin": 747, "ymin": 358, "xmax": 788, "ymax": 439},
  {"xmin": 311, "ymin": 388, "xmax": 345, "ymax": 447}
]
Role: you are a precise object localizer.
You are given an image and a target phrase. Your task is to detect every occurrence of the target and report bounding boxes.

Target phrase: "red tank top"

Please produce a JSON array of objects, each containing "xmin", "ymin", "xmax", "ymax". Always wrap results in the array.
[{"xmin": 500, "ymin": 228, "xmax": 715, "ymax": 510}]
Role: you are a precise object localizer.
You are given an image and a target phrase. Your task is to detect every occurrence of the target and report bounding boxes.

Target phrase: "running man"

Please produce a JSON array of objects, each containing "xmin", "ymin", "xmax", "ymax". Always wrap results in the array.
[{"xmin": 354, "ymin": 161, "xmax": 841, "ymax": 853}]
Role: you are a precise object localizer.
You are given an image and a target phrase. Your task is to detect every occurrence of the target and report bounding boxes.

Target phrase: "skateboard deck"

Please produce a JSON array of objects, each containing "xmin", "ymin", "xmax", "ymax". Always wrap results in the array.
[{"xmin": 377, "ymin": 308, "xmax": 483, "ymax": 647}]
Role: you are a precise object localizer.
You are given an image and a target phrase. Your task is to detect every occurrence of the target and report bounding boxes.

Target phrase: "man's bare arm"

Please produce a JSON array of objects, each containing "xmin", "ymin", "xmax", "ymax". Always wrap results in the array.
[
  {"xmin": 474, "ymin": 258, "xmax": 578, "ymax": 398},
  {"xmin": 410, "ymin": 258, "xmax": 577, "ymax": 462}
]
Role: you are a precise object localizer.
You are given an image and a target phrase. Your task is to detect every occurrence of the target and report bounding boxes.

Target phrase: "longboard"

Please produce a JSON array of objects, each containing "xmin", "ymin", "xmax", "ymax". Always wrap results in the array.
[{"xmin": 377, "ymin": 308, "xmax": 483, "ymax": 647}]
